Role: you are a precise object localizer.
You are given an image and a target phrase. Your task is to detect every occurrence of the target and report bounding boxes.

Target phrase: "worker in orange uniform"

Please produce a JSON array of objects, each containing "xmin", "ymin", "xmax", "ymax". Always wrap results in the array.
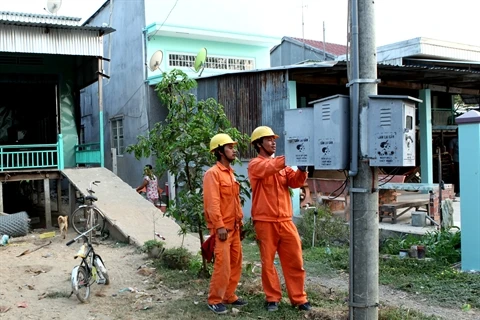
[
  {"xmin": 248, "ymin": 126, "xmax": 312, "ymax": 312},
  {"xmin": 203, "ymin": 133, "xmax": 248, "ymax": 315}
]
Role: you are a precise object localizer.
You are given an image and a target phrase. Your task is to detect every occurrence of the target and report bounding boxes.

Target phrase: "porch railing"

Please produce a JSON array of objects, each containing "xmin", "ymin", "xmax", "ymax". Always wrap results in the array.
[
  {"xmin": 0, "ymin": 134, "xmax": 64, "ymax": 171},
  {"xmin": 75, "ymin": 142, "xmax": 101, "ymax": 166}
]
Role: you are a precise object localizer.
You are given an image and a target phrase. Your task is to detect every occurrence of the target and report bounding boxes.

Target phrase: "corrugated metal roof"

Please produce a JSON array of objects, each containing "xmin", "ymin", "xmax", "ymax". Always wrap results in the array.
[
  {"xmin": 0, "ymin": 25, "xmax": 105, "ymax": 56},
  {"xmin": 0, "ymin": 11, "xmax": 115, "ymax": 56},
  {"xmin": 291, "ymin": 37, "xmax": 348, "ymax": 56},
  {"xmin": 0, "ymin": 11, "xmax": 81, "ymax": 26}
]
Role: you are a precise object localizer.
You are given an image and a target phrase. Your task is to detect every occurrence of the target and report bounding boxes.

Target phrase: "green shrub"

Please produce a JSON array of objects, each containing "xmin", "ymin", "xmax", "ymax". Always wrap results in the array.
[
  {"xmin": 142, "ymin": 240, "xmax": 165, "ymax": 259},
  {"xmin": 380, "ymin": 228, "xmax": 461, "ymax": 264},
  {"xmin": 241, "ymin": 218, "xmax": 256, "ymax": 241},
  {"xmin": 162, "ymin": 247, "xmax": 193, "ymax": 270},
  {"xmin": 296, "ymin": 207, "xmax": 349, "ymax": 248}
]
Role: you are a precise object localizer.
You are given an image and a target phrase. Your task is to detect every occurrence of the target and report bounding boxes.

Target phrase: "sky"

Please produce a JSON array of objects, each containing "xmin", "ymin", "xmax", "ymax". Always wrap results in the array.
[{"xmin": 2, "ymin": 0, "xmax": 480, "ymax": 48}]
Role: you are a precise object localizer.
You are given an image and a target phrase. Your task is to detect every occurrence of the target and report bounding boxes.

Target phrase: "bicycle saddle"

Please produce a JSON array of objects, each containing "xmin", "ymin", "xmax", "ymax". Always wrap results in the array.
[{"xmin": 85, "ymin": 195, "xmax": 98, "ymax": 202}]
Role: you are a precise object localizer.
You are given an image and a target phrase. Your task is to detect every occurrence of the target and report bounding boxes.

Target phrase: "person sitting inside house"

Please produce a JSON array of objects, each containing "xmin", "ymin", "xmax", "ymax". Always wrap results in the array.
[{"xmin": 136, "ymin": 164, "xmax": 163, "ymax": 206}]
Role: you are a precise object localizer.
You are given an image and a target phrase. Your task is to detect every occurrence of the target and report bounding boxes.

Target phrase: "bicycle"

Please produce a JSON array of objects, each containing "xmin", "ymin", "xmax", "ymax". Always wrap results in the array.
[
  {"xmin": 71, "ymin": 180, "xmax": 109, "ymax": 240},
  {"xmin": 67, "ymin": 224, "xmax": 110, "ymax": 303}
]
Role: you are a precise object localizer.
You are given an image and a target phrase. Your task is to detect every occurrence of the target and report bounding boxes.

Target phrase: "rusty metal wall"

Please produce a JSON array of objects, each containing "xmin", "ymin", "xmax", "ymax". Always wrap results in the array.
[{"xmin": 196, "ymin": 71, "xmax": 289, "ymax": 159}]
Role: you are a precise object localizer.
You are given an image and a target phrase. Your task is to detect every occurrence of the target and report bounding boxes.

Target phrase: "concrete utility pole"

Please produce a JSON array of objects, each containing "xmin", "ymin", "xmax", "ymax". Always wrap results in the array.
[{"xmin": 348, "ymin": 0, "xmax": 379, "ymax": 319}]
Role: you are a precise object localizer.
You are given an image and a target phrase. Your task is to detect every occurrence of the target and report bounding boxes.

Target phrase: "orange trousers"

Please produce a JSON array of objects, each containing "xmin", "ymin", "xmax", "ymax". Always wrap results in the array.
[
  {"xmin": 207, "ymin": 228, "xmax": 242, "ymax": 304},
  {"xmin": 254, "ymin": 220, "xmax": 307, "ymax": 305}
]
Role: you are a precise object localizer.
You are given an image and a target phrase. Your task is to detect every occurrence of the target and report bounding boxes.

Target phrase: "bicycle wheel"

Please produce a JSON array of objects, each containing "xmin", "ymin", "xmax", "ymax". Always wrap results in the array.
[
  {"xmin": 71, "ymin": 206, "xmax": 105, "ymax": 235},
  {"xmin": 71, "ymin": 266, "xmax": 90, "ymax": 303},
  {"xmin": 94, "ymin": 256, "xmax": 110, "ymax": 285}
]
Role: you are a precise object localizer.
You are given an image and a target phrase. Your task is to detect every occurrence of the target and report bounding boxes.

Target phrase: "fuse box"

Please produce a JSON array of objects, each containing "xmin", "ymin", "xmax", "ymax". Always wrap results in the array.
[
  {"xmin": 310, "ymin": 95, "xmax": 350, "ymax": 170},
  {"xmin": 368, "ymin": 95, "xmax": 421, "ymax": 167},
  {"xmin": 284, "ymin": 108, "xmax": 315, "ymax": 166}
]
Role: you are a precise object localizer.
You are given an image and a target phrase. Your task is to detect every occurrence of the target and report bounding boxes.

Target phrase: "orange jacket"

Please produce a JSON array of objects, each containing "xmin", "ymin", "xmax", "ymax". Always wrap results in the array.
[
  {"xmin": 248, "ymin": 155, "xmax": 307, "ymax": 222},
  {"xmin": 203, "ymin": 162, "xmax": 243, "ymax": 230}
]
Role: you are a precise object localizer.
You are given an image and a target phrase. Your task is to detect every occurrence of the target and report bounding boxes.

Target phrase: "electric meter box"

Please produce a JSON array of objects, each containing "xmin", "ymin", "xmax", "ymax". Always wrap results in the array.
[
  {"xmin": 309, "ymin": 95, "xmax": 350, "ymax": 170},
  {"xmin": 284, "ymin": 108, "xmax": 315, "ymax": 166},
  {"xmin": 368, "ymin": 95, "xmax": 422, "ymax": 167}
]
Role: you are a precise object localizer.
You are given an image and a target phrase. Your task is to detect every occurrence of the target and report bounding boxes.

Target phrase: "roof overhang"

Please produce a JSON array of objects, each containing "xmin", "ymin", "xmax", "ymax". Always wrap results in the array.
[
  {"xmin": 144, "ymin": 23, "xmax": 280, "ymax": 48},
  {"xmin": 197, "ymin": 61, "xmax": 480, "ymax": 96},
  {"xmin": 0, "ymin": 17, "xmax": 114, "ymax": 56}
]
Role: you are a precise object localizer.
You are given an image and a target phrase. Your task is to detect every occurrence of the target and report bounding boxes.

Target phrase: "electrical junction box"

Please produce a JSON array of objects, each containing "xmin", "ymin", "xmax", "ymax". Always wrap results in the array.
[
  {"xmin": 368, "ymin": 95, "xmax": 422, "ymax": 167},
  {"xmin": 310, "ymin": 95, "xmax": 350, "ymax": 170},
  {"xmin": 284, "ymin": 108, "xmax": 315, "ymax": 166}
]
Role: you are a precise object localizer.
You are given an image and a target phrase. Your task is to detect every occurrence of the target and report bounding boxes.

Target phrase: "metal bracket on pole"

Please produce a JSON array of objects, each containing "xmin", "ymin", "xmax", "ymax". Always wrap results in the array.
[
  {"xmin": 349, "ymin": 302, "xmax": 380, "ymax": 308},
  {"xmin": 346, "ymin": 78, "xmax": 381, "ymax": 87},
  {"xmin": 350, "ymin": 187, "xmax": 368, "ymax": 193}
]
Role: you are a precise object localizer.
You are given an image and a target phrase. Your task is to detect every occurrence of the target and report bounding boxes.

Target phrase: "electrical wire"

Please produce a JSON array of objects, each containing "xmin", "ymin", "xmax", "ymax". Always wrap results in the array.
[
  {"xmin": 149, "ymin": 0, "xmax": 180, "ymax": 39},
  {"xmin": 326, "ymin": 170, "xmax": 349, "ymax": 200},
  {"xmin": 378, "ymin": 167, "xmax": 401, "ymax": 186}
]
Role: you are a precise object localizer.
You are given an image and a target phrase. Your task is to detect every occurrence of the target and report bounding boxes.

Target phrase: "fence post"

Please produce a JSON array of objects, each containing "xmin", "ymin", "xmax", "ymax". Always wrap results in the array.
[{"xmin": 58, "ymin": 134, "xmax": 64, "ymax": 170}]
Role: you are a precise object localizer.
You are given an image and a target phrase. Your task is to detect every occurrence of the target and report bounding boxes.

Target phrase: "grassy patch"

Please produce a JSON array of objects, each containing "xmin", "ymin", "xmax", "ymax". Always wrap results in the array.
[
  {"xmin": 301, "ymin": 241, "xmax": 480, "ymax": 310},
  {"xmin": 143, "ymin": 242, "xmax": 445, "ymax": 319}
]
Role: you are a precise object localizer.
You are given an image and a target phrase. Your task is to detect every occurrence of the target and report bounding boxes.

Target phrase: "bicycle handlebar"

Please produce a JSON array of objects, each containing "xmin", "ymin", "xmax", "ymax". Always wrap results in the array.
[
  {"xmin": 66, "ymin": 224, "xmax": 100, "ymax": 246},
  {"xmin": 87, "ymin": 180, "xmax": 101, "ymax": 194}
]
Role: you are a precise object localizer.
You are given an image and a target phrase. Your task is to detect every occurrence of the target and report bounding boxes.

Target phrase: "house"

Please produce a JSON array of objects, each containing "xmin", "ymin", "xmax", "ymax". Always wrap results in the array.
[
  {"xmin": 0, "ymin": 11, "xmax": 114, "ymax": 227},
  {"xmin": 270, "ymin": 36, "xmax": 348, "ymax": 68},
  {"xmin": 80, "ymin": 0, "xmax": 280, "ymax": 188}
]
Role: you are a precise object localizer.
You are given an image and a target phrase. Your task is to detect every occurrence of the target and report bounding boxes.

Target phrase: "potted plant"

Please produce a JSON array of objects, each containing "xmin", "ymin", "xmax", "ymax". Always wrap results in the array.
[{"xmin": 142, "ymin": 239, "xmax": 165, "ymax": 259}]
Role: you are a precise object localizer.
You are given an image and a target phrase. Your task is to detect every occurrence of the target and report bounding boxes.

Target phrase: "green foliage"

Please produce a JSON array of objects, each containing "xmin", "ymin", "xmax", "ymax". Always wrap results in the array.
[
  {"xmin": 381, "ymin": 233, "xmax": 421, "ymax": 255},
  {"xmin": 421, "ymin": 227, "xmax": 461, "ymax": 263},
  {"xmin": 126, "ymin": 69, "xmax": 251, "ymax": 273},
  {"xmin": 380, "ymin": 228, "xmax": 461, "ymax": 263},
  {"xmin": 142, "ymin": 239, "xmax": 165, "ymax": 253},
  {"xmin": 161, "ymin": 247, "xmax": 193, "ymax": 270},
  {"xmin": 296, "ymin": 207, "xmax": 349, "ymax": 248},
  {"xmin": 241, "ymin": 218, "xmax": 257, "ymax": 241}
]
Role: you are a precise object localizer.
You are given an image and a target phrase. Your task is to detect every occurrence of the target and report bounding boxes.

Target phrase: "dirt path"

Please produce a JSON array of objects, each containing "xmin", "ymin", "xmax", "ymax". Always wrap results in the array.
[
  {"xmin": 0, "ymin": 230, "xmax": 172, "ymax": 320},
  {"xmin": 1, "ymin": 230, "xmax": 478, "ymax": 320},
  {"xmin": 311, "ymin": 275, "xmax": 480, "ymax": 320}
]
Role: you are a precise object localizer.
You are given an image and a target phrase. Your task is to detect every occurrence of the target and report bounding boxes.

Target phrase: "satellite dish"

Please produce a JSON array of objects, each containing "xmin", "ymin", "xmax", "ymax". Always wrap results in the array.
[
  {"xmin": 193, "ymin": 48, "xmax": 207, "ymax": 76},
  {"xmin": 149, "ymin": 50, "xmax": 164, "ymax": 72},
  {"xmin": 45, "ymin": 0, "xmax": 62, "ymax": 14}
]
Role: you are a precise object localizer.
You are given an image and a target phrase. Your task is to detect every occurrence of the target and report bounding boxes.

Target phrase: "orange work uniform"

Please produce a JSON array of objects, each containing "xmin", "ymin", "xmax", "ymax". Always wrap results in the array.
[
  {"xmin": 248, "ymin": 155, "xmax": 308, "ymax": 305},
  {"xmin": 203, "ymin": 162, "xmax": 243, "ymax": 305}
]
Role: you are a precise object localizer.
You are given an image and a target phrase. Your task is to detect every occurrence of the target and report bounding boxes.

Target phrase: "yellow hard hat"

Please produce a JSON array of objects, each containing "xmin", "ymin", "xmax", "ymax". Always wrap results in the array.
[
  {"xmin": 250, "ymin": 126, "xmax": 279, "ymax": 143},
  {"xmin": 209, "ymin": 133, "xmax": 237, "ymax": 152}
]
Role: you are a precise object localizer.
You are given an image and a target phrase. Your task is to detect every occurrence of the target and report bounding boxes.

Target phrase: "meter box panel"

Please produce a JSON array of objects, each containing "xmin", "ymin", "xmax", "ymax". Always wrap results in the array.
[
  {"xmin": 368, "ymin": 95, "xmax": 421, "ymax": 167},
  {"xmin": 310, "ymin": 95, "xmax": 350, "ymax": 170},
  {"xmin": 284, "ymin": 108, "xmax": 315, "ymax": 166}
]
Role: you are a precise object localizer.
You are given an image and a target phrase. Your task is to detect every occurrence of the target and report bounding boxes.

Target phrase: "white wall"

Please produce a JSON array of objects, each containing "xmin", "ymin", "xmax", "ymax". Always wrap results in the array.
[{"xmin": 145, "ymin": 0, "xmax": 284, "ymax": 37}]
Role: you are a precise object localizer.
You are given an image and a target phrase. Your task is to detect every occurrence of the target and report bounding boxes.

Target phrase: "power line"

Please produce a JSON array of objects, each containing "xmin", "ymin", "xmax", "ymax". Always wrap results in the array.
[{"xmin": 150, "ymin": 0, "xmax": 179, "ymax": 39}]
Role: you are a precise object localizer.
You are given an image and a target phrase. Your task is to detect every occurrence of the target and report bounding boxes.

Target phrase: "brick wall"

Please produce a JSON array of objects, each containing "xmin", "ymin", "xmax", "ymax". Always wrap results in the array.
[{"xmin": 429, "ymin": 184, "xmax": 454, "ymax": 224}]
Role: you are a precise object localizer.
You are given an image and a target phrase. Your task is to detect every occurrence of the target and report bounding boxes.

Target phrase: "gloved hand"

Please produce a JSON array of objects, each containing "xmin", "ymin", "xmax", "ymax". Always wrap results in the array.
[{"xmin": 297, "ymin": 166, "xmax": 307, "ymax": 172}]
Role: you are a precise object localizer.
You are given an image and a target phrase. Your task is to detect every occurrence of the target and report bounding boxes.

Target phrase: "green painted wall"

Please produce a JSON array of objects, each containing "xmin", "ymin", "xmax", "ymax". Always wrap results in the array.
[{"xmin": 146, "ymin": 36, "xmax": 271, "ymax": 84}]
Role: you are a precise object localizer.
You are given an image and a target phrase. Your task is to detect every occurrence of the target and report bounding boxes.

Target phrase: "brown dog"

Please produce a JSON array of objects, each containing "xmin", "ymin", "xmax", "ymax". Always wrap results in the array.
[{"xmin": 58, "ymin": 216, "xmax": 68, "ymax": 239}]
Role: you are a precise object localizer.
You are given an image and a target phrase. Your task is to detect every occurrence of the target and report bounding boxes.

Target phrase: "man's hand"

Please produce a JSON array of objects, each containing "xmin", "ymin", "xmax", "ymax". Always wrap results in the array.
[
  {"xmin": 217, "ymin": 227, "xmax": 228, "ymax": 241},
  {"xmin": 297, "ymin": 166, "xmax": 307, "ymax": 172}
]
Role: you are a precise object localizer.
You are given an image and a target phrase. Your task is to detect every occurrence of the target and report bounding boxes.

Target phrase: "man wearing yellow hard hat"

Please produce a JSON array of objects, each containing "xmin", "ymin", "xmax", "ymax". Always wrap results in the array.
[
  {"xmin": 203, "ymin": 133, "xmax": 247, "ymax": 315},
  {"xmin": 248, "ymin": 126, "xmax": 311, "ymax": 312}
]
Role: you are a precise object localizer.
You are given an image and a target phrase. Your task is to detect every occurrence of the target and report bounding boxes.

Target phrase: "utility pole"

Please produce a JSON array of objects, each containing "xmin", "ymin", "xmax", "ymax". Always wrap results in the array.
[{"xmin": 348, "ymin": 0, "xmax": 379, "ymax": 319}]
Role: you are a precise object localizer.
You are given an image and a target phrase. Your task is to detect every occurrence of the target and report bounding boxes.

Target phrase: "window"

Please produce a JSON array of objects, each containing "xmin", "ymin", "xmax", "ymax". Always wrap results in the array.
[
  {"xmin": 406, "ymin": 115, "xmax": 413, "ymax": 130},
  {"xmin": 168, "ymin": 52, "xmax": 255, "ymax": 71},
  {"xmin": 111, "ymin": 118, "xmax": 124, "ymax": 155},
  {"xmin": 79, "ymin": 125, "xmax": 85, "ymax": 144}
]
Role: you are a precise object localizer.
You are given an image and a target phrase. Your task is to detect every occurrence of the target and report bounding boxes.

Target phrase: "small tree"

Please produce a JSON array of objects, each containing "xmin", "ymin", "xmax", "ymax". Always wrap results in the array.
[{"xmin": 127, "ymin": 69, "xmax": 250, "ymax": 276}]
